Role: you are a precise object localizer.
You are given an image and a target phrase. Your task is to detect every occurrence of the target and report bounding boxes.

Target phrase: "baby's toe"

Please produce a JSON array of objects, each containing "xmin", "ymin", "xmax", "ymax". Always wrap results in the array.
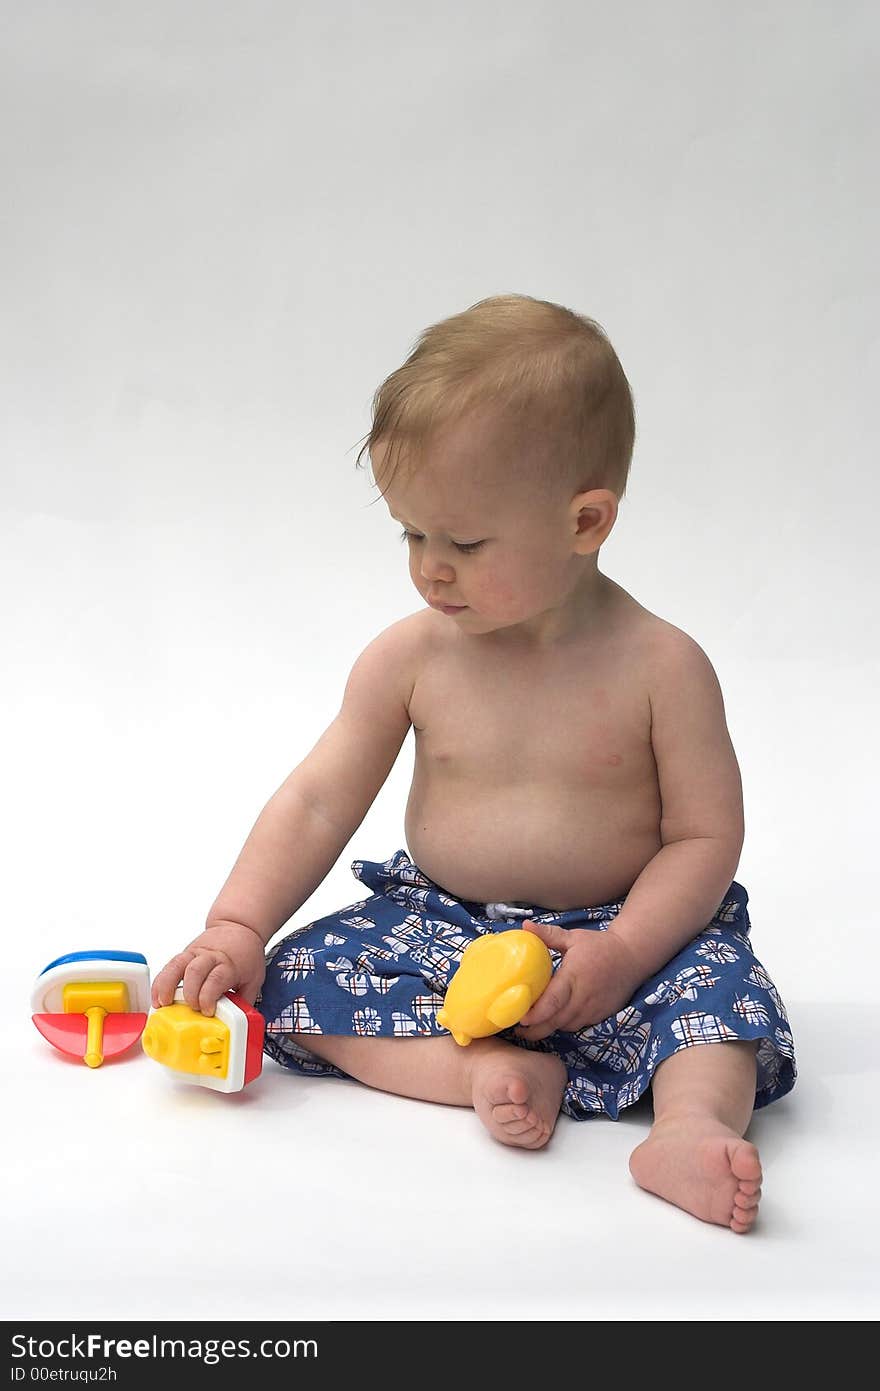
[
  {"xmin": 734, "ymin": 1189, "xmax": 761, "ymax": 1211},
  {"xmin": 491, "ymin": 1101, "xmax": 529, "ymax": 1125},
  {"xmin": 520, "ymin": 1122, "xmax": 550, "ymax": 1149},
  {"xmin": 730, "ymin": 1142, "xmax": 762, "ymax": 1185},
  {"xmin": 503, "ymin": 1114, "xmax": 540, "ymax": 1137},
  {"xmin": 731, "ymin": 1197, "xmax": 759, "ymax": 1228}
]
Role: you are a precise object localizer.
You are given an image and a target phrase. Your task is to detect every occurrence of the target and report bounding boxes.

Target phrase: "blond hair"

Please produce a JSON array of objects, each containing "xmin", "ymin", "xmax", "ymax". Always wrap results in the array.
[{"xmin": 355, "ymin": 293, "xmax": 636, "ymax": 499}]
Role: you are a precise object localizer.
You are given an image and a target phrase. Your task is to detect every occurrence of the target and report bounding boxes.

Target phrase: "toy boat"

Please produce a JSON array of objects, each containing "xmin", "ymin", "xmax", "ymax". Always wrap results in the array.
[
  {"xmin": 31, "ymin": 950, "xmax": 151, "ymax": 1067},
  {"xmin": 142, "ymin": 987, "xmax": 264, "ymax": 1092}
]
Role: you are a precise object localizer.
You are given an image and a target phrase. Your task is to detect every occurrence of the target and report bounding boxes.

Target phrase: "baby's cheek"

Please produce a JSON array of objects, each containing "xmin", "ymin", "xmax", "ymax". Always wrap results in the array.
[{"xmin": 474, "ymin": 569, "xmax": 520, "ymax": 614}]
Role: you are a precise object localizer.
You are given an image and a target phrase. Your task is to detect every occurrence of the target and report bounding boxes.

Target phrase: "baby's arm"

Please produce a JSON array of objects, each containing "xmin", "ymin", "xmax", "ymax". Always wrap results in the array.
[
  {"xmin": 605, "ymin": 630, "xmax": 745, "ymax": 978},
  {"xmin": 518, "ymin": 631, "xmax": 744, "ymax": 1039},
  {"xmin": 151, "ymin": 617, "xmax": 417, "ymax": 1015}
]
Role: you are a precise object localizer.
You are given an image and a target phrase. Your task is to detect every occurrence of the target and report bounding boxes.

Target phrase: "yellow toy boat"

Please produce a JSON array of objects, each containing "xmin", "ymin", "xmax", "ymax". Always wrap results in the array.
[
  {"xmin": 142, "ymin": 987, "xmax": 264, "ymax": 1092},
  {"xmin": 437, "ymin": 929, "xmax": 552, "ymax": 1046}
]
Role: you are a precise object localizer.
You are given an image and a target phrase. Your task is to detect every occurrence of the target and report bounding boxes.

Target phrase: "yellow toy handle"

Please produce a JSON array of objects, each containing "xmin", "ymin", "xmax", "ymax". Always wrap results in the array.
[
  {"xmin": 486, "ymin": 984, "xmax": 531, "ymax": 1031},
  {"xmin": 83, "ymin": 1006, "xmax": 107, "ymax": 1069}
]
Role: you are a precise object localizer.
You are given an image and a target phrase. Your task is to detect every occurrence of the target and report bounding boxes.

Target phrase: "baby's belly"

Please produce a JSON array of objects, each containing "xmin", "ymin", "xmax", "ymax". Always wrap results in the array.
[{"xmin": 404, "ymin": 776, "xmax": 662, "ymax": 910}]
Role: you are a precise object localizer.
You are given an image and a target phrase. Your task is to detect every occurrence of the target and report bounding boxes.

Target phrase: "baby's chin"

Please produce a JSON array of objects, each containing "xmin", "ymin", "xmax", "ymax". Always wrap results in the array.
[
  {"xmin": 465, "ymin": 608, "xmax": 588, "ymax": 644},
  {"xmin": 448, "ymin": 610, "xmax": 534, "ymax": 635},
  {"xmin": 423, "ymin": 599, "xmax": 542, "ymax": 636}
]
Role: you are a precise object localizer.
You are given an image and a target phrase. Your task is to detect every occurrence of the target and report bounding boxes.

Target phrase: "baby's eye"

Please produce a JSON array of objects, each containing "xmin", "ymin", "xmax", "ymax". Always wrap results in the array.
[{"xmin": 399, "ymin": 529, "xmax": 484, "ymax": 554}]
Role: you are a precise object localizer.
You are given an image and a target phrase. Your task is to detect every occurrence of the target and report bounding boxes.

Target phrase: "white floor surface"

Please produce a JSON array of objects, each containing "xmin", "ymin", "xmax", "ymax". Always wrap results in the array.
[{"xmin": 4, "ymin": 992, "xmax": 877, "ymax": 1322}]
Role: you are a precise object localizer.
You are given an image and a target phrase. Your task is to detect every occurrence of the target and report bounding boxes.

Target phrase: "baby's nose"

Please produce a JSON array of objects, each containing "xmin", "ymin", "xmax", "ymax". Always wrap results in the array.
[{"xmin": 419, "ymin": 549, "xmax": 455, "ymax": 582}]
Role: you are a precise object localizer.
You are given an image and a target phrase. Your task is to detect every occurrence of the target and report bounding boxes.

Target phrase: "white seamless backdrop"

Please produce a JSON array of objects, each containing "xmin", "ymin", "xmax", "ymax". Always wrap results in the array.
[{"xmin": 2, "ymin": 1, "xmax": 878, "ymax": 1322}]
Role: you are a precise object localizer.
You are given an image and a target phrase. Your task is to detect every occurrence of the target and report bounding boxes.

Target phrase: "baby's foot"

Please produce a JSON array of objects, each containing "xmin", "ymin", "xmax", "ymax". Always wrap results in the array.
[
  {"xmin": 629, "ymin": 1119, "xmax": 762, "ymax": 1233},
  {"xmin": 469, "ymin": 1047, "xmax": 566, "ymax": 1150}
]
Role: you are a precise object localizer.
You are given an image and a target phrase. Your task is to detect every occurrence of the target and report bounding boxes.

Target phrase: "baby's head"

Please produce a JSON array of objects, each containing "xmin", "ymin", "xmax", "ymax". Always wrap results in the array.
[{"xmin": 357, "ymin": 293, "xmax": 636, "ymax": 640}]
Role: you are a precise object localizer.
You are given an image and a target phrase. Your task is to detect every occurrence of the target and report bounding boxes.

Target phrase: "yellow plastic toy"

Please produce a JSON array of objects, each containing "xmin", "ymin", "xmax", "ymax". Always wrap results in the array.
[
  {"xmin": 142, "ymin": 987, "xmax": 264, "ymax": 1092},
  {"xmin": 31, "ymin": 951, "xmax": 151, "ymax": 1067},
  {"xmin": 142, "ymin": 1001, "xmax": 230, "ymax": 1078},
  {"xmin": 436, "ymin": 928, "xmax": 553, "ymax": 1046}
]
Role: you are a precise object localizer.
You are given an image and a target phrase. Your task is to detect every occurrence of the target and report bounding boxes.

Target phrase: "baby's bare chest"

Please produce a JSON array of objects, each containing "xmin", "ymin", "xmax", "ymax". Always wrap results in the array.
[{"xmin": 408, "ymin": 647, "xmax": 654, "ymax": 789}]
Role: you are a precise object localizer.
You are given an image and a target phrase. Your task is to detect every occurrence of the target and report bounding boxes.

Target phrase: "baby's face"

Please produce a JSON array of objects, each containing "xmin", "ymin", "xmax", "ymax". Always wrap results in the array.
[{"xmin": 373, "ymin": 410, "xmax": 612, "ymax": 639}]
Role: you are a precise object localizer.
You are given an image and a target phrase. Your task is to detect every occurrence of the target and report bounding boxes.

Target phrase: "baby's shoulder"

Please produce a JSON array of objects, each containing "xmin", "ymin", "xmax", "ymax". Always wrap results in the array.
[
  {"xmin": 361, "ymin": 608, "xmax": 442, "ymax": 688},
  {"xmin": 380, "ymin": 606, "xmax": 444, "ymax": 657},
  {"xmin": 622, "ymin": 608, "xmax": 733, "ymax": 748},
  {"xmin": 609, "ymin": 586, "xmax": 714, "ymax": 679}
]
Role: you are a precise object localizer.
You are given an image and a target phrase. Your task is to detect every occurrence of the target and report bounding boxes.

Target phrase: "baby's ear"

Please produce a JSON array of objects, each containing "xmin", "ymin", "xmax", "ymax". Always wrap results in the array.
[{"xmin": 570, "ymin": 489, "xmax": 618, "ymax": 553}]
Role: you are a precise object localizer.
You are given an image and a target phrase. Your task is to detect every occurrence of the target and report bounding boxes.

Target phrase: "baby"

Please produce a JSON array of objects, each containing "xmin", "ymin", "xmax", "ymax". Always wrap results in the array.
[{"xmin": 152, "ymin": 293, "xmax": 795, "ymax": 1234}]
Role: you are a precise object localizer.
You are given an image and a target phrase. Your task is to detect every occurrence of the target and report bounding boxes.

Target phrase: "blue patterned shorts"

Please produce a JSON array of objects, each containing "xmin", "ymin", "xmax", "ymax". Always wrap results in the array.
[{"xmin": 258, "ymin": 849, "xmax": 797, "ymax": 1120}]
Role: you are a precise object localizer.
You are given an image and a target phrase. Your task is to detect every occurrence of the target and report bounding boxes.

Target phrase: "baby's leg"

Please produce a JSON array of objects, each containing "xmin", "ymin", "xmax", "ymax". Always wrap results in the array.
[
  {"xmin": 289, "ymin": 1032, "xmax": 566, "ymax": 1150},
  {"xmin": 628, "ymin": 1040, "xmax": 762, "ymax": 1234}
]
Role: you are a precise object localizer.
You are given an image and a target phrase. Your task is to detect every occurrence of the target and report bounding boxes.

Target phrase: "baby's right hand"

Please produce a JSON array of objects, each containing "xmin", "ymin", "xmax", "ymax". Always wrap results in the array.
[{"xmin": 150, "ymin": 921, "xmax": 268, "ymax": 1017}]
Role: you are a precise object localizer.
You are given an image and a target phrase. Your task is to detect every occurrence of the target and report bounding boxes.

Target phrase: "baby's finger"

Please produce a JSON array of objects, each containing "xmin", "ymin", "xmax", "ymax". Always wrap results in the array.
[
  {"xmin": 151, "ymin": 951, "xmax": 196, "ymax": 1008},
  {"xmin": 522, "ymin": 919, "xmax": 570, "ymax": 952},
  {"xmin": 196, "ymin": 960, "xmax": 237, "ymax": 1017},
  {"xmin": 515, "ymin": 1015, "xmax": 559, "ymax": 1042},
  {"xmin": 237, "ymin": 965, "xmax": 266, "ymax": 1007},
  {"xmin": 519, "ymin": 973, "xmax": 572, "ymax": 1028},
  {"xmin": 554, "ymin": 1003, "xmax": 591, "ymax": 1035},
  {"xmin": 179, "ymin": 953, "xmax": 225, "ymax": 1013}
]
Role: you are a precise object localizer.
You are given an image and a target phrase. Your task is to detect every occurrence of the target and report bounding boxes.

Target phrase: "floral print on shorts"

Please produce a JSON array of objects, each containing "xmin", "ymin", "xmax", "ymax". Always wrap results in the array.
[{"xmin": 257, "ymin": 849, "xmax": 796, "ymax": 1120}]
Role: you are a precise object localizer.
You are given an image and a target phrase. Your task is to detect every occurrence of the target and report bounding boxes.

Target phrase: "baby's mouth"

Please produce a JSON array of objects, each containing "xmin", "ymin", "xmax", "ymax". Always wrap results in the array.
[{"xmin": 428, "ymin": 597, "xmax": 467, "ymax": 612}]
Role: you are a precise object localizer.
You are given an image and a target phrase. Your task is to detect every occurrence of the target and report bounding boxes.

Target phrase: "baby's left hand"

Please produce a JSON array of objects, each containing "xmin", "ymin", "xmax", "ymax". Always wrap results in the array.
[{"xmin": 515, "ymin": 920, "xmax": 644, "ymax": 1040}]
